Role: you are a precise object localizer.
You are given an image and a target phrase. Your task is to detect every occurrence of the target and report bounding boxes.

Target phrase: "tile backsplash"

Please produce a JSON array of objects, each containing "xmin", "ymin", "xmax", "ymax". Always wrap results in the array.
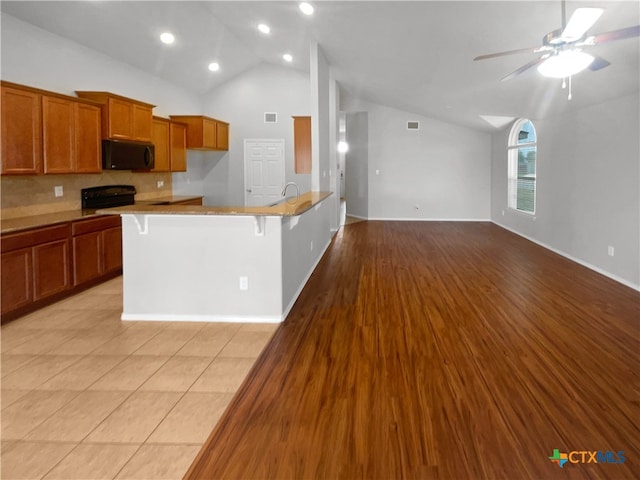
[{"xmin": 0, "ymin": 171, "xmax": 172, "ymax": 219}]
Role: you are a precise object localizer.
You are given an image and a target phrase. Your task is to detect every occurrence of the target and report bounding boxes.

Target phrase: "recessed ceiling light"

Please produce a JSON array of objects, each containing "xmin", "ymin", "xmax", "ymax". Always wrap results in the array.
[
  {"xmin": 208, "ymin": 62, "xmax": 220, "ymax": 72},
  {"xmin": 258, "ymin": 23, "xmax": 271, "ymax": 34},
  {"xmin": 299, "ymin": 2, "xmax": 314, "ymax": 15},
  {"xmin": 159, "ymin": 32, "xmax": 175, "ymax": 44},
  {"xmin": 283, "ymin": 53, "xmax": 293, "ymax": 63}
]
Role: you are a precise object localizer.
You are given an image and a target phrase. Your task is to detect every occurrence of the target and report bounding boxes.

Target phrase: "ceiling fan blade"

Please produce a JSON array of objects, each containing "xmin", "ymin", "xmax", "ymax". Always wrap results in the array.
[
  {"xmin": 501, "ymin": 56, "xmax": 547, "ymax": 82},
  {"xmin": 474, "ymin": 46, "xmax": 543, "ymax": 61},
  {"xmin": 561, "ymin": 8, "xmax": 603, "ymax": 41},
  {"xmin": 589, "ymin": 56, "xmax": 610, "ymax": 71},
  {"xmin": 585, "ymin": 25, "xmax": 640, "ymax": 45}
]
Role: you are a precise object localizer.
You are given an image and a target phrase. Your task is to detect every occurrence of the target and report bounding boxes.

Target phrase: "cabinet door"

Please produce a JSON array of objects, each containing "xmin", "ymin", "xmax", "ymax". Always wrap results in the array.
[
  {"xmin": 107, "ymin": 97, "xmax": 133, "ymax": 139},
  {"xmin": 42, "ymin": 96, "xmax": 75, "ymax": 174},
  {"xmin": 72, "ymin": 232, "xmax": 102, "ymax": 286},
  {"xmin": 151, "ymin": 118, "xmax": 170, "ymax": 172},
  {"xmin": 202, "ymin": 119, "xmax": 217, "ymax": 149},
  {"xmin": 1, "ymin": 248, "xmax": 33, "ymax": 314},
  {"xmin": 133, "ymin": 104, "xmax": 153, "ymax": 142},
  {"xmin": 75, "ymin": 103, "xmax": 102, "ymax": 173},
  {"xmin": 1, "ymin": 86, "xmax": 42, "ymax": 174},
  {"xmin": 293, "ymin": 116, "xmax": 312, "ymax": 174},
  {"xmin": 33, "ymin": 239, "xmax": 70, "ymax": 300},
  {"xmin": 170, "ymin": 122, "xmax": 187, "ymax": 172},
  {"xmin": 102, "ymin": 226, "xmax": 123, "ymax": 273},
  {"xmin": 215, "ymin": 122, "xmax": 229, "ymax": 151}
]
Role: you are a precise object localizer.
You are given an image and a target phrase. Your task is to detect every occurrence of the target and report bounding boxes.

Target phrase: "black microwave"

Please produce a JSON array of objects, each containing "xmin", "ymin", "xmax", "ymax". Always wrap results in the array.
[{"xmin": 102, "ymin": 139, "xmax": 154, "ymax": 170}]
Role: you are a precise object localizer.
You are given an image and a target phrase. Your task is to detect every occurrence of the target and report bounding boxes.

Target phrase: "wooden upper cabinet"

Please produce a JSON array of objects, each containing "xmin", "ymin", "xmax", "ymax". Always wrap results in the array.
[
  {"xmin": 74, "ymin": 103, "xmax": 101, "ymax": 173},
  {"xmin": 42, "ymin": 96, "xmax": 102, "ymax": 174},
  {"xmin": 151, "ymin": 117, "xmax": 170, "ymax": 172},
  {"xmin": 1, "ymin": 85, "xmax": 42, "ymax": 174},
  {"xmin": 42, "ymin": 96, "xmax": 75, "ymax": 174},
  {"xmin": 76, "ymin": 91, "xmax": 154, "ymax": 142},
  {"xmin": 293, "ymin": 116, "xmax": 312, "ymax": 174},
  {"xmin": 107, "ymin": 97, "xmax": 133, "ymax": 140},
  {"xmin": 170, "ymin": 122, "xmax": 187, "ymax": 172},
  {"xmin": 133, "ymin": 103, "xmax": 153, "ymax": 142},
  {"xmin": 152, "ymin": 117, "xmax": 187, "ymax": 172},
  {"xmin": 169, "ymin": 115, "xmax": 229, "ymax": 151},
  {"xmin": 216, "ymin": 121, "xmax": 229, "ymax": 151}
]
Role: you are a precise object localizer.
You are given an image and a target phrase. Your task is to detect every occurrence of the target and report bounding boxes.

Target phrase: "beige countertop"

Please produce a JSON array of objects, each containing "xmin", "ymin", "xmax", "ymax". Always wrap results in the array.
[
  {"xmin": 0, "ymin": 195, "xmax": 204, "ymax": 234},
  {"xmin": 1, "ymin": 209, "xmax": 101, "ymax": 235},
  {"xmin": 97, "ymin": 191, "xmax": 333, "ymax": 217}
]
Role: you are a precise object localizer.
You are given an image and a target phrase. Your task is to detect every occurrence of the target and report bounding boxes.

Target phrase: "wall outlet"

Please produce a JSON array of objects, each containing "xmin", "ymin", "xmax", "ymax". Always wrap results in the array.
[
  {"xmin": 608, "ymin": 246, "xmax": 615, "ymax": 257},
  {"xmin": 501, "ymin": 210, "xmax": 505, "ymax": 216},
  {"xmin": 157, "ymin": 180, "xmax": 164, "ymax": 188},
  {"xmin": 54, "ymin": 186, "xmax": 63, "ymax": 197},
  {"xmin": 375, "ymin": 169, "xmax": 380, "ymax": 175},
  {"xmin": 239, "ymin": 276, "xmax": 249, "ymax": 290},
  {"xmin": 310, "ymin": 241, "xmax": 314, "ymax": 252}
]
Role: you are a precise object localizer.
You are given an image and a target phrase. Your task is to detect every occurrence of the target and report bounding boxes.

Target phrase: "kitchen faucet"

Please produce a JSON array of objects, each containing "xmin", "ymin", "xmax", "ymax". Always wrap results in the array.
[{"xmin": 281, "ymin": 182, "xmax": 300, "ymax": 202}]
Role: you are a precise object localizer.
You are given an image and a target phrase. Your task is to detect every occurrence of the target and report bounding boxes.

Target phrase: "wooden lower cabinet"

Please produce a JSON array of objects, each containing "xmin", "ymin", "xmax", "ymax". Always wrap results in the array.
[
  {"xmin": 1, "ymin": 248, "xmax": 33, "ymax": 315},
  {"xmin": 33, "ymin": 239, "xmax": 70, "ymax": 300},
  {"xmin": 1, "ymin": 215, "xmax": 122, "ymax": 322},
  {"xmin": 73, "ymin": 231, "xmax": 102, "ymax": 285},
  {"xmin": 72, "ymin": 216, "xmax": 122, "ymax": 286},
  {"xmin": 103, "ymin": 226, "xmax": 123, "ymax": 273}
]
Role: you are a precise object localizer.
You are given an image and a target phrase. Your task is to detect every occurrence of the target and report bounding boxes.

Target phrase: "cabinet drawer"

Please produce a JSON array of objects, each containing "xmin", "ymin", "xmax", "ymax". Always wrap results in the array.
[
  {"xmin": 1, "ymin": 223, "xmax": 70, "ymax": 253},
  {"xmin": 72, "ymin": 215, "xmax": 121, "ymax": 236}
]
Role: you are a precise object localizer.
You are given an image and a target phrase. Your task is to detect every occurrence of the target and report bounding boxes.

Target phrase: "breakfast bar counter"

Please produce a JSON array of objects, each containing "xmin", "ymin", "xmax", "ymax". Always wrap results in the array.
[
  {"xmin": 101, "ymin": 191, "xmax": 334, "ymax": 323},
  {"xmin": 99, "ymin": 191, "xmax": 332, "ymax": 217}
]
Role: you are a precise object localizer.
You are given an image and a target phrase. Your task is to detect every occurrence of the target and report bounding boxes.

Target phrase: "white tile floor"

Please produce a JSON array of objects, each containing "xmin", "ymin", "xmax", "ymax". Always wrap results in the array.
[{"xmin": 0, "ymin": 276, "xmax": 278, "ymax": 480}]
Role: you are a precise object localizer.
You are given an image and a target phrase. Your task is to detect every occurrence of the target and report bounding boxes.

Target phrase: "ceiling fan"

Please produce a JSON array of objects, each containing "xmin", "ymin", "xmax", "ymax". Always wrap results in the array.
[{"xmin": 474, "ymin": 0, "xmax": 640, "ymax": 98}]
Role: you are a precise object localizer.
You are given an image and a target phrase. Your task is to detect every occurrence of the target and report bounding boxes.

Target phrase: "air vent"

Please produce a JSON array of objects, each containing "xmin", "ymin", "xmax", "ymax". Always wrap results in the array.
[
  {"xmin": 407, "ymin": 121, "xmax": 420, "ymax": 131},
  {"xmin": 264, "ymin": 112, "xmax": 277, "ymax": 123}
]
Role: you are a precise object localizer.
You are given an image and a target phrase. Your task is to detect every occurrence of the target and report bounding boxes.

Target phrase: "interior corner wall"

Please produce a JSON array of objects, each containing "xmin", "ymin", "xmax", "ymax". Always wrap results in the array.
[
  {"xmin": 310, "ymin": 42, "xmax": 331, "ymax": 193},
  {"xmin": 341, "ymin": 93, "xmax": 491, "ymax": 220},
  {"xmin": 328, "ymin": 69, "xmax": 340, "ymax": 231},
  {"xmin": 198, "ymin": 63, "xmax": 311, "ymax": 206},
  {"xmin": 491, "ymin": 92, "xmax": 640, "ymax": 289},
  {"xmin": 0, "ymin": 14, "xmax": 200, "ymax": 116},
  {"xmin": 344, "ymin": 112, "xmax": 369, "ymax": 219}
]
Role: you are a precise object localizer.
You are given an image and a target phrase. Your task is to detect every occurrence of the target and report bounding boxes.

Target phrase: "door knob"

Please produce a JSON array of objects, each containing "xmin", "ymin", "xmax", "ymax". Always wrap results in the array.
[{"xmin": 246, "ymin": 189, "xmax": 252, "ymax": 193}]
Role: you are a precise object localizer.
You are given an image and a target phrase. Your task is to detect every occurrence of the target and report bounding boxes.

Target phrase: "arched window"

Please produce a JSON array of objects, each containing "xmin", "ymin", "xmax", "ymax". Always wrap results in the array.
[{"xmin": 508, "ymin": 119, "xmax": 537, "ymax": 214}]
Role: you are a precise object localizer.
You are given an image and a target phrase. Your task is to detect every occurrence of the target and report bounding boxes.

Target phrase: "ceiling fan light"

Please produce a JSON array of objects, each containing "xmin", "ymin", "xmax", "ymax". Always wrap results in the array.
[{"xmin": 537, "ymin": 50, "xmax": 594, "ymax": 78}]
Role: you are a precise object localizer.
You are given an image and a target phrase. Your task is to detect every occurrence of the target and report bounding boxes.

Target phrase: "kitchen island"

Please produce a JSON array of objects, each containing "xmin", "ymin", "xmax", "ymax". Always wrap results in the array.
[{"xmin": 100, "ymin": 191, "xmax": 333, "ymax": 323}]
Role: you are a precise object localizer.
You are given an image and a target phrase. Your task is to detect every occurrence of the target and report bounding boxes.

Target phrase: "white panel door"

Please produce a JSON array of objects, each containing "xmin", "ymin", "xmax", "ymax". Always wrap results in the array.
[{"xmin": 244, "ymin": 139, "xmax": 285, "ymax": 206}]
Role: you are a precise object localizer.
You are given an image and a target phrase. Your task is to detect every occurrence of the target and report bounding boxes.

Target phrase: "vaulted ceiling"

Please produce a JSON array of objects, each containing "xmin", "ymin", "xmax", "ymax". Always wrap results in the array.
[{"xmin": 2, "ymin": 1, "xmax": 638, "ymax": 131}]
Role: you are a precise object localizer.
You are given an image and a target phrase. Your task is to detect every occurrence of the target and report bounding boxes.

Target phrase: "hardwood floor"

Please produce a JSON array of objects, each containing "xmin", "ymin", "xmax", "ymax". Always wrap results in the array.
[{"xmin": 185, "ymin": 222, "xmax": 640, "ymax": 480}]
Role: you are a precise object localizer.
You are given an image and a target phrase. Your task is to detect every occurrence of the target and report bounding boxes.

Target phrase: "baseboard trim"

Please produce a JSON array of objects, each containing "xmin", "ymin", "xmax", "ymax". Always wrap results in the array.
[
  {"xmin": 121, "ymin": 313, "xmax": 282, "ymax": 323},
  {"xmin": 368, "ymin": 217, "xmax": 492, "ymax": 222},
  {"xmin": 493, "ymin": 221, "xmax": 640, "ymax": 292}
]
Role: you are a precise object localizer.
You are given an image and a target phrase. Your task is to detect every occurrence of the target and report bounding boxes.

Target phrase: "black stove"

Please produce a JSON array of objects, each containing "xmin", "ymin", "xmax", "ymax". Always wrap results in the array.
[{"xmin": 81, "ymin": 185, "xmax": 136, "ymax": 209}]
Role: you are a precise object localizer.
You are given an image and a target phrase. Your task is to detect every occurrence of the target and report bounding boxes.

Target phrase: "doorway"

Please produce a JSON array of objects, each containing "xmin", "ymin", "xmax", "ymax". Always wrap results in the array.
[{"xmin": 244, "ymin": 139, "xmax": 285, "ymax": 207}]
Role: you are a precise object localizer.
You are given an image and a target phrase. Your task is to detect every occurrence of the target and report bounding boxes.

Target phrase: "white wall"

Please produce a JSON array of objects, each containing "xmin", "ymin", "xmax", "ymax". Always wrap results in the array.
[
  {"xmin": 121, "ymin": 214, "xmax": 284, "ymax": 321},
  {"xmin": 341, "ymin": 94, "xmax": 491, "ymax": 220},
  {"xmin": 310, "ymin": 43, "xmax": 339, "ymax": 231},
  {"xmin": 195, "ymin": 63, "xmax": 311, "ymax": 206},
  {"xmin": 491, "ymin": 93, "xmax": 640, "ymax": 289},
  {"xmin": 0, "ymin": 14, "xmax": 200, "ymax": 116},
  {"xmin": 281, "ymin": 198, "xmax": 332, "ymax": 314},
  {"xmin": 345, "ymin": 112, "xmax": 369, "ymax": 219}
]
